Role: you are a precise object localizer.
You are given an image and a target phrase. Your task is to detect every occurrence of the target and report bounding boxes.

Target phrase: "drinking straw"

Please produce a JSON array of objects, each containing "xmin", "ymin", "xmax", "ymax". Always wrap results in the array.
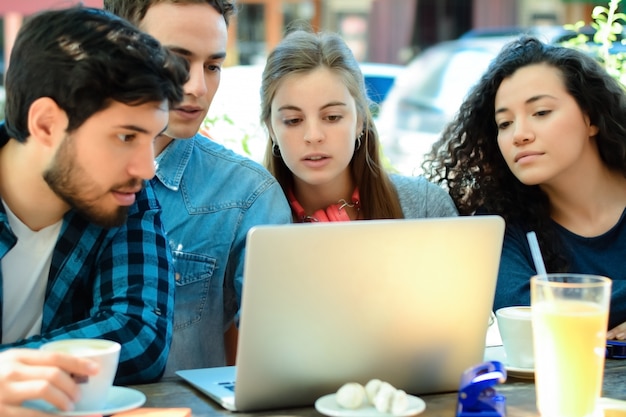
[{"xmin": 526, "ymin": 231, "xmax": 547, "ymax": 276}]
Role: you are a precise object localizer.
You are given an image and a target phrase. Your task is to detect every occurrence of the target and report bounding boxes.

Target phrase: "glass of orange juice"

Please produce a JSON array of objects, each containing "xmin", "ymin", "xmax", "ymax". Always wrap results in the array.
[{"xmin": 531, "ymin": 274, "xmax": 612, "ymax": 417}]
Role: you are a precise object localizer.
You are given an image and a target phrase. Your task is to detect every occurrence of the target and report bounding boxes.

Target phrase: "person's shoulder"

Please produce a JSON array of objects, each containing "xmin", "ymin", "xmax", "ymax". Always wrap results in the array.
[
  {"xmin": 390, "ymin": 173, "xmax": 458, "ymax": 217},
  {"xmin": 389, "ymin": 173, "xmax": 438, "ymax": 192},
  {"xmin": 389, "ymin": 173, "xmax": 423, "ymax": 184}
]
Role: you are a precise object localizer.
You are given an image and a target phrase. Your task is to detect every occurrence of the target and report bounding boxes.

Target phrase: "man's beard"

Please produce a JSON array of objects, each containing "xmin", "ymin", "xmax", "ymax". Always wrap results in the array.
[{"xmin": 43, "ymin": 135, "xmax": 141, "ymax": 228}]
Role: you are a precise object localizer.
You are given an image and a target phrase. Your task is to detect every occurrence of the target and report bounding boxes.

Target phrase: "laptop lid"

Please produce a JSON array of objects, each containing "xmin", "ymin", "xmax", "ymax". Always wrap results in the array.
[{"xmin": 178, "ymin": 215, "xmax": 505, "ymax": 412}]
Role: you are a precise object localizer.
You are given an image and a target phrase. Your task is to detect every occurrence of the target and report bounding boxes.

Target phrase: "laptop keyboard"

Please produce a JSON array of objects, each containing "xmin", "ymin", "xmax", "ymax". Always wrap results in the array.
[{"xmin": 218, "ymin": 381, "xmax": 236, "ymax": 392}]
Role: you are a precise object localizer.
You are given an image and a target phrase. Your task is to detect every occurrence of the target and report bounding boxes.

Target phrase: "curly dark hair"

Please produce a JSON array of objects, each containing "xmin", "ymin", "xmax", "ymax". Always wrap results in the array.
[{"xmin": 422, "ymin": 36, "xmax": 626, "ymax": 271}]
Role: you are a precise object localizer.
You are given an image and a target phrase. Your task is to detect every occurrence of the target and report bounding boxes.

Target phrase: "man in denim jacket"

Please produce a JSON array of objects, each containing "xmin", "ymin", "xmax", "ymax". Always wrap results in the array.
[
  {"xmin": 0, "ymin": 6, "xmax": 187, "ymax": 390},
  {"xmin": 105, "ymin": 0, "xmax": 292, "ymax": 375}
]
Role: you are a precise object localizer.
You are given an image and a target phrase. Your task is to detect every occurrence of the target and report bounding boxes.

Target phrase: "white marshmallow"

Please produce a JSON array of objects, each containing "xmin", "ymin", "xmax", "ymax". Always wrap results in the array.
[
  {"xmin": 391, "ymin": 389, "xmax": 409, "ymax": 415},
  {"xmin": 336, "ymin": 379, "xmax": 409, "ymax": 415},
  {"xmin": 365, "ymin": 378, "xmax": 383, "ymax": 403},
  {"xmin": 335, "ymin": 382, "xmax": 366, "ymax": 409},
  {"xmin": 372, "ymin": 381, "xmax": 396, "ymax": 413}
]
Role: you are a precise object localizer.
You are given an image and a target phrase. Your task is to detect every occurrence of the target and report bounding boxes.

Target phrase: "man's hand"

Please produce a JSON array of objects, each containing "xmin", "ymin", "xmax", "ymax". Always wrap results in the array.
[{"xmin": 0, "ymin": 348, "xmax": 99, "ymax": 414}]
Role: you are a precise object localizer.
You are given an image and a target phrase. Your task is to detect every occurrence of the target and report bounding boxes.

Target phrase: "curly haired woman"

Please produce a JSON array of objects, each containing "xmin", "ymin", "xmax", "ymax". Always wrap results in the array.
[{"xmin": 423, "ymin": 36, "xmax": 626, "ymax": 337}]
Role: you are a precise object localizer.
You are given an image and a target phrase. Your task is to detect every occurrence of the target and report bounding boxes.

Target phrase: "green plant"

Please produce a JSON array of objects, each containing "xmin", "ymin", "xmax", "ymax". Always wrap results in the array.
[
  {"xmin": 561, "ymin": 0, "xmax": 626, "ymax": 86},
  {"xmin": 201, "ymin": 113, "xmax": 254, "ymax": 158}
]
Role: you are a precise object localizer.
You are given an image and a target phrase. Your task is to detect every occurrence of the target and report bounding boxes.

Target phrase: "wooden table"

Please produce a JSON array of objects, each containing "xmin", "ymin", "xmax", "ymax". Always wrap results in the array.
[{"xmin": 131, "ymin": 359, "xmax": 626, "ymax": 417}]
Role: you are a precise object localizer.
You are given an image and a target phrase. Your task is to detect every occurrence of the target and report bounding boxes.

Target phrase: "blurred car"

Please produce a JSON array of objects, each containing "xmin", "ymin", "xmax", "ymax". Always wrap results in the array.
[
  {"xmin": 204, "ymin": 62, "xmax": 403, "ymax": 162},
  {"xmin": 376, "ymin": 36, "xmax": 515, "ymax": 175},
  {"xmin": 463, "ymin": 24, "xmax": 626, "ymax": 53},
  {"xmin": 360, "ymin": 62, "xmax": 404, "ymax": 105},
  {"xmin": 460, "ymin": 25, "xmax": 579, "ymax": 42}
]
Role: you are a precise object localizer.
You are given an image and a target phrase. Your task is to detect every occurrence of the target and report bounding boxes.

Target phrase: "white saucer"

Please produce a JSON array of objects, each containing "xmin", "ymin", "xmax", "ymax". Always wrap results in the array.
[
  {"xmin": 504, "ymin": 365, "xmax": 534, "ymax": 379},
  {"xmin": 483, "ymin": 345, "xmax": 534, "ymax": 379},
  {"xmin": 315, "ymin": 393, "xmax": 426, "ymax": 417},
  {"xmin": 23, "ymin": 386, "xmax": 146, "ymax": 416}
]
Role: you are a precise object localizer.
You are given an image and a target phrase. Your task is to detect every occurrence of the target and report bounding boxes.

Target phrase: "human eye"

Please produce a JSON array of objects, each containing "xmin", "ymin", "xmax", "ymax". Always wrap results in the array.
[
  {"xmin": 205, "ymin": 63, "xmax": 222, "ymax": 72},
  {"xmin": 496, "ymin": 120, "xmax": 511, "ymax": 130},
  {"xmin": 326, "ymin": 114, "xmax": 343, "ymax": 122},
  {"xmin": 283, "ymin": 117, "xmax": 301, "ymax": 127},
  {"xmin": 117, "ymin": 133, "xmax": 136, "ymax": 142},
  {"xmin": 534, "ymin": 109, "xmax": 552, "ymax": 117}
]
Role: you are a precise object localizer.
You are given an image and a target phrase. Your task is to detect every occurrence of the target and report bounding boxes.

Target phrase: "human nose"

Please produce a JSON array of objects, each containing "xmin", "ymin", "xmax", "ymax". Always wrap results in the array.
[
  {"xmin": 184, "ymin": 62, "xmax": 208, "ymax": 98},
  {"xmin": 512, "ymin": 119, "xmax": 535, "ymax": 146},
  {"xmin": 303, "ymin": 120, "xmax": 324, "ymax": 143},
  {"xmin": 128, "ymin": 141, "xmax": 156, "ymax": 180}
]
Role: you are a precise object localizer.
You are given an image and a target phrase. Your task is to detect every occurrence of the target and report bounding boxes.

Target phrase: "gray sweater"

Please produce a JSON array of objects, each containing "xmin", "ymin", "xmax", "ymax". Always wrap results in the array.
[{"xmin": 390, "ymin": 174, "xmax": 458, "ymax": 218}]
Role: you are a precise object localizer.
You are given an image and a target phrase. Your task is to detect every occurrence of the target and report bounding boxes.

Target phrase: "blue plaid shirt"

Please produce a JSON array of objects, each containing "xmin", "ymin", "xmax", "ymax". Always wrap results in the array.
[{"xmin": 0, "ymin": 182, "xmax": 175, "ymax": 384}]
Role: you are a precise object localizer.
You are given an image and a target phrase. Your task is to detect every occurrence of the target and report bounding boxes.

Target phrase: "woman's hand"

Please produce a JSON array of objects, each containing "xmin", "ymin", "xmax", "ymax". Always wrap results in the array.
[
  {"xmin": 607, "ymin": 322, "xmax": 626, "ymax": 340},
  {"xmin": 0, "ymin": 348, "xmax": 99, "ymax": 415}
]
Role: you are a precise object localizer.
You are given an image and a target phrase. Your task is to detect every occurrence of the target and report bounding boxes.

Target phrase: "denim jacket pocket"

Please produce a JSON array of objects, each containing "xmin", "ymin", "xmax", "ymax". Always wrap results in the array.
[{"xmin": 171, "ymin": 251, "xmax": 216, "ymax": 329}]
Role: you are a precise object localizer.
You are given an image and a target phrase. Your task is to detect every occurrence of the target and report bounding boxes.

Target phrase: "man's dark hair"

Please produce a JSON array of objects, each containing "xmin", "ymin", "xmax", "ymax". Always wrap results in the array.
[
  {"xmin": 4, "ymin": 6, "xmax": 189, "ymax": 142},
  {"xmin": 103, "ymin": 0, "xmax": 236, "ymax": 27}
]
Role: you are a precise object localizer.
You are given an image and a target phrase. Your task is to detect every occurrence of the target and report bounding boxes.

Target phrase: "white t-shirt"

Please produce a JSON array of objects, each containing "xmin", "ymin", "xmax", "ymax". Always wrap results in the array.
[{"xmin": 1, "ymin": 200, "xmax": 62, "ymax": 343}]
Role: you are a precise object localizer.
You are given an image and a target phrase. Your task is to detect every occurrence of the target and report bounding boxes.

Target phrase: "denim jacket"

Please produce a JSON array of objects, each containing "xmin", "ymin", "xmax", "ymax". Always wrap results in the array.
[
  {"xmin": 152, "ymin": 134, "xmax": 291, "ymax": 376},
  {"xmin": 0, "ymin": 183, "xmax": 175, "ymax": 384}
]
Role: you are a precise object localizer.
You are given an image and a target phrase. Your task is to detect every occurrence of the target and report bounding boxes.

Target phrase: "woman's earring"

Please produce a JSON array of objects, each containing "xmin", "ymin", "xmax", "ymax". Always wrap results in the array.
[
  {"xmin": 272, "ymin": 142, "xmax": 282, "ymax": 158},
  {"xmin": 355, "ymin": 131, "xmax": 364, "ymax": 150}
]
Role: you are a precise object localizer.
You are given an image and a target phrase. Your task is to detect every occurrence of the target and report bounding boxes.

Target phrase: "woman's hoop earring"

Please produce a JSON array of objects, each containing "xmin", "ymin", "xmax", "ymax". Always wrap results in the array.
[
  {"xmin": 355, "ymin": 131, "xmax": 364, "ymax": 151},
  {"xmin": 272, "ymin": 142, "xmax": 282, "ymax": 158}
]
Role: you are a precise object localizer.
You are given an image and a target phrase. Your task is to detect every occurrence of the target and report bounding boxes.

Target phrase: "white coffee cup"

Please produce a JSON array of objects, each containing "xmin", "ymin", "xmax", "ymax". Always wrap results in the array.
[
  {"xmin": 495, "ymin": 306, "xmax": 534, "ymax": 369},
  {"xmin": 40, "ymin": 338, "xmax": 120, "ymax": 411}
]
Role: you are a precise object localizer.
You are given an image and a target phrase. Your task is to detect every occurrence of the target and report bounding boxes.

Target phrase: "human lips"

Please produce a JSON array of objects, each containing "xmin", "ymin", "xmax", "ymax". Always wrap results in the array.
[
  {"xmin": 514, "ymin": 150, "xmax": 544, "ymax": 163},
  {"xmin": 302, "ymin": 153, "xmax": 330, "ymax": 162},
  {"xmin": 175, "ymin": 104, "xmax": 203, "ymax": 113},
  {"xmin": 301, "ymin": 153, "xmax": 331, "ymax": 168},
  {"xmin": 111, "ymin": 186, "xmax": 142, "ymax": 206},
  {"xmin": 172, "ymin": 103, "xmax": 205, "ymax": 120}
]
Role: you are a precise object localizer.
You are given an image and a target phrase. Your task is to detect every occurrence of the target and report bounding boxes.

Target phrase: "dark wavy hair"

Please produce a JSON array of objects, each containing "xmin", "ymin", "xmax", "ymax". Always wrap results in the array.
[
  {"xmin": 4, "ymin": 6, "xmax": 188, "ymax": 143},
  {"xmin": 423, "ymin": 36, "xmax": 626, "ymax": 271},
  {"xmin": 104, "ymin": 0, "xmax": 236, "ymax": 26},
  {"xmin": 260, "ymin": 29, "xmax": 403, "ymax": 219}
]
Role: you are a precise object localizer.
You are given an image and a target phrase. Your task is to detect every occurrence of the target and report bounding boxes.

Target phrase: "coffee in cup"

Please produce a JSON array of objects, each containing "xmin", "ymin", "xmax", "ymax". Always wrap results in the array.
[
  {"xmin": 40, "ymin": 338, "xmax": 120, "ymax": 411},
  {"xmin": 495, "ymin": 306, "xmax": 534, "ymax": 369}
]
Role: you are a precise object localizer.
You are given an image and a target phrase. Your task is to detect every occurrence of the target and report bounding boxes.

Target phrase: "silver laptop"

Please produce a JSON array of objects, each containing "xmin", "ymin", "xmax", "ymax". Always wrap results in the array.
[{"xmin": 176, "ymin": 216, "xmax": 505, "ymax": 412}]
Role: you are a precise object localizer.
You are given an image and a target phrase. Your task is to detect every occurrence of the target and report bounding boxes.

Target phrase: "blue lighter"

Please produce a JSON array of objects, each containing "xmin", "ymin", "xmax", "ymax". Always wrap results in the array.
[{"xmin": 457, "ymin": 361, "xmax": 507, "ymax": 417}]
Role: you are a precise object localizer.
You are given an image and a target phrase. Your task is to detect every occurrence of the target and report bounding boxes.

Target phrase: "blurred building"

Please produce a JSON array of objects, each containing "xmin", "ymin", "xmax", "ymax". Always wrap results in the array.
[
  {"xmin": 0, "ymin": 0, "xmax": 102, "ymax": 83},
  {"xmin": 0, "ymin": 0, "xmax": 617, "ymax": 75},
  {"xmin": 229, "ymin": 0, "xmax": 610, "ymax": 65}
]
